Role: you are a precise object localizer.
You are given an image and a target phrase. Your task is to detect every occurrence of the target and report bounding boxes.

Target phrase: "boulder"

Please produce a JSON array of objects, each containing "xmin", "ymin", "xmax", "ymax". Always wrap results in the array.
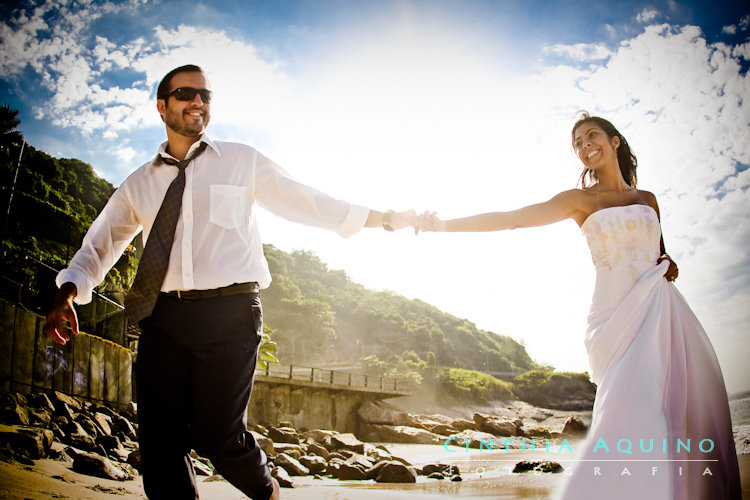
[
  {"xmin": 70, "ymin": 448, "xmax": 134, "ymax": 481},
  {"xmin": 446, "ymin": 430, "xmax": 498, "ymax": 449},
  {"xmin": 473, "ymin": 413, "xmax": 520, "ymax": 437},
  {"xmin": 271, "ymin": 465, "xmax": 294, "ymax": 488},
  {"xmin": 305, "ymin": 441, "xmax": 329, "ymax": 459},
  {"xmin": 298, "ymin": 455, "xmax": 327, "ymax": 475},
  {"xmin": 330, "ymin": 432, "xmax": 366, "ymax": 454},
  {"xmin": 110, "ymin": 414, "xmax": 137, "ymax": 441},
  {"xmin": 512, "ymin": 460, "xmax": 563, "ymax": 473},
  {"xmin": 0, "ymin": 393, "xmax": 30, "ymax": 426},
  {"xmin": 274, "ymin": 453, "xmax": 309, "ymax": 476},
  {"xmin": 357, "ymin": 400, "xmax": 413, "ymax": 426},
  {"xmin": 250, "ymin": 430, "xmax": 274, "ymax": 456},
  {"xmin": 0, "ymin": 424, "xmax": 54, "ymax": 459},
  {"xmin": 92, "ymin": 412, "xmax": 113, "ymax": 436},
  {"xmin": 450, "ymin": 418, "xmax": 475, "ymax": 432},
  {"xmin": 421, "ymin": 463, "xmax": 460, "ymax": 477},
  {"xmin": 51, "ymin": 391, "xmax": 82, "ymax": 412},
  {"xmin": 268, "ymin": 426, "xmax": 300, "ymax": 444},
  {"xmin": 375, "ymin": 461, "xmax": 416, "ymax": 483},
  {"xmin": 359, "ymin": 424, "xmax": 445, "ymax": 445},
  {"xmin": 272, "ymin": 442, "xmax": 304, "ymax": 459},
  {"xmin": 561, "ymin": 416, "xmax": 588, "ymax": 436},
  {"xmin": 300, "ymin": 429, "xmax": 336, "ymax": 448},
  {"xmin": 335, "ymin": 461, "xmax": 369, "ymax": 480}
]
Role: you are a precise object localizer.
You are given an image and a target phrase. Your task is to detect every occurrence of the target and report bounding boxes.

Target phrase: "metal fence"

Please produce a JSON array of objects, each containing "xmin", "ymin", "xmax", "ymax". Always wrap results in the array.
[{"xmin": 258, "ymin": 363, "xmax": 405, "ymax": 392}]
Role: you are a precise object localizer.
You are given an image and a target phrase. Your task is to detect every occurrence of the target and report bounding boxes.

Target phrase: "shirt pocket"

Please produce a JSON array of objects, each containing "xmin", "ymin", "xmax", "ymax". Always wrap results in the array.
[{"xmin": 209, "ymin": 184, "xmax": 250, "ymax": 229}]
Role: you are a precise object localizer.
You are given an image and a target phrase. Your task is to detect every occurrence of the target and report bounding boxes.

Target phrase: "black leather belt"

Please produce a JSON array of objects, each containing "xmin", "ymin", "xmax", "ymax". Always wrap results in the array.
[{"xmin": 162, "ymin": 282, "xmax": 260, "ymax": 301}]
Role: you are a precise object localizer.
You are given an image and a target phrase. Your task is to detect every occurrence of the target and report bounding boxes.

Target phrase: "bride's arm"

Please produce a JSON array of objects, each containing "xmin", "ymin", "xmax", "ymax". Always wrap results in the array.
[
  {"xmin": 643, "ymin": 190, "xmax": 680, "ymax": 282},
  {"xmin": 421, "ymin": 190, "xmax": 581, "ymax": 232}
]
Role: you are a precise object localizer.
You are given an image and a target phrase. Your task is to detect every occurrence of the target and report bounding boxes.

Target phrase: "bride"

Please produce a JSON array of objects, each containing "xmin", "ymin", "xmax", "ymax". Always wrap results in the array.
[{"xmin": 419, "ymin": 113, "xmax": 741, "ymax": 499}]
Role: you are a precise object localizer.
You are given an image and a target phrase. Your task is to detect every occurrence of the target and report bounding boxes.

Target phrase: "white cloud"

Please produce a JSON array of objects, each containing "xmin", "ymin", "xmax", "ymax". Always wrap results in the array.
[
  {"xmin": 542, "ymin": 43, "xmax": 612, "ymax": 62},
  {"xmin": 722, "ymin": 25, "xmax": 737, "ymax": 35},
  {"xmin": 636, "ymin": 8, "xmax": 659, "ymax": 23}
]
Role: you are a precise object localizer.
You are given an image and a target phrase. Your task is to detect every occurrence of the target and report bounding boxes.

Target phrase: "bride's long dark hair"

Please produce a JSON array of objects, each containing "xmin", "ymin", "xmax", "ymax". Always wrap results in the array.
[{"xmin": 572, "ymin": 112, "xmax": 638, "ymax": 189}]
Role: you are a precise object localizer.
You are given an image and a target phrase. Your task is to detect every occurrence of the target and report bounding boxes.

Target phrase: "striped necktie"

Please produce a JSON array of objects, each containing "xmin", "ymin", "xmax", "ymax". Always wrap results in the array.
[{"xmin": 125, "ymin": 142, "xmax": 208, "ymax": 325}]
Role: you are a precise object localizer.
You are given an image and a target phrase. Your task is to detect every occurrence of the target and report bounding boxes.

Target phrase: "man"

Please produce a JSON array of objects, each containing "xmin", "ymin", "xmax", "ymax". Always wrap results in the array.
[{"xmin": 44, "ymin": 64, "xmax": 416, "ymax": 500}]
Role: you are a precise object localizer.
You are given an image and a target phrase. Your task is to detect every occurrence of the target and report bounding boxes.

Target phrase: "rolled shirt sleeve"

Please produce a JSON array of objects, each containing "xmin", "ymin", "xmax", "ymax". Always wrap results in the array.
[{"xmin": 56, "ymin": 185, "xmax": 142, "ymax": 304}]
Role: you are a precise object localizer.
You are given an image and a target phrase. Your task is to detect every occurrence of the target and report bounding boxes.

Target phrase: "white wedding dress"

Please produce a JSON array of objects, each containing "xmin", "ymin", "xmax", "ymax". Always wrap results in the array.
[{"xmin": 557, "ymin": 205, "xmax": 741, "ymax": 499}]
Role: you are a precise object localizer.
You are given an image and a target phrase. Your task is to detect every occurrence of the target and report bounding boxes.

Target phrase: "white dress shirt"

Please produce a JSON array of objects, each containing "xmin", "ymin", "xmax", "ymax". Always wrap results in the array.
[{"xmin": 57, "ymin": 134, "xmax": 370, "ymax": 304}]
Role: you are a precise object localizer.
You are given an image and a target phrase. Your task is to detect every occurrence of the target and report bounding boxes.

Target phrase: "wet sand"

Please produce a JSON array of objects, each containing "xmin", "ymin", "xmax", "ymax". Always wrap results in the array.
[{"xmin": 1, "ymin": 444, "xmax": 748, "ymax": 499}]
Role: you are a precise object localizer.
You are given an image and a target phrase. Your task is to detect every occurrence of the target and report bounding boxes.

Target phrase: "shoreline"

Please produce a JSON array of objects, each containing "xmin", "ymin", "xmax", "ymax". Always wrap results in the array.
[{"xmin": 2, "ymin": 443, "xmax": 748, "ymax": 499}]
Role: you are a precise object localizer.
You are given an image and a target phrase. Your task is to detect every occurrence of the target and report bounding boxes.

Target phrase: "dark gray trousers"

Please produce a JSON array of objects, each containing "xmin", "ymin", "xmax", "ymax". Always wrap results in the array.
[{"xmin": 136, "ymin": 292, "xmax": 273, "ymax": 499}]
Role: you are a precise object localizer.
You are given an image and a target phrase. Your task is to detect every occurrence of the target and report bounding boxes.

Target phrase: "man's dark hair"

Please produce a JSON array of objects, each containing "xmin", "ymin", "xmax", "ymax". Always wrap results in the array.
[{"xmin": 157, "ymin": 64, "xmax": 204, "ymax": 101}]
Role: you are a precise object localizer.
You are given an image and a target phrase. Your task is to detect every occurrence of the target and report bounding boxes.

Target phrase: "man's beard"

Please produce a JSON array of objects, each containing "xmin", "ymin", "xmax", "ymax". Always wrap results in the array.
[{"xmin": 165, "ymin": 106, "xmax": 206, "ymax": 138}]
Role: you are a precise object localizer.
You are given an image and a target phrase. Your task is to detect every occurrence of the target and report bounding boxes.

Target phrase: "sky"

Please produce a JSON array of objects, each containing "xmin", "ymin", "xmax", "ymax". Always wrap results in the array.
[{"xmin": 1, "ymin": 0, "xmax": 749, "ymax": 393}]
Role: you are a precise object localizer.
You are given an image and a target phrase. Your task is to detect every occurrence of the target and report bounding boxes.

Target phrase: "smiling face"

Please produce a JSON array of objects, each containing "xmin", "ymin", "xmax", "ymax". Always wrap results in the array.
[
  {"xmin": 157, "ymin": 70, "xmax": 211, "ymax": 139},
  {"xmin": 573, "ymin": 121, "xmax": 620, "ymax": 170}
]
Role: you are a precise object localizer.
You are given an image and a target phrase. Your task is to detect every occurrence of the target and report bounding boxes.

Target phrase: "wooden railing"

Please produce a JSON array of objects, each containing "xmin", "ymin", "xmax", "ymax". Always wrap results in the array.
[{"xmin": 257, "ymin": 363, "xmax": 404, "ymax": 392}]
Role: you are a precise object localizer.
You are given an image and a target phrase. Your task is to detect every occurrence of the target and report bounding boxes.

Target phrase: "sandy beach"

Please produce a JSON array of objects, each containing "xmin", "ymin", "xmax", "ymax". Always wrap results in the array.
[{"xmin": 1, "ymin": 442, "xmax": 748, "ymax": 499}]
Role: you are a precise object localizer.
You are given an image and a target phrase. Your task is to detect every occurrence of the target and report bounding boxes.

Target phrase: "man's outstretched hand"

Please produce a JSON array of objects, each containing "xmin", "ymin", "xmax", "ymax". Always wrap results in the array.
[{"xmin": 44, "ymin": 282, "xmax": 79, "ymax": 345}]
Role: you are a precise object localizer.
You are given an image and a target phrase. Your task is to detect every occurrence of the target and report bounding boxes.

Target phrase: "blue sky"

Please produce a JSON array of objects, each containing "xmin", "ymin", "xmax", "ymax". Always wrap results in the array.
[{"xmin": 1, "ymin": 0, "xmax": 749, "ymax": 393}]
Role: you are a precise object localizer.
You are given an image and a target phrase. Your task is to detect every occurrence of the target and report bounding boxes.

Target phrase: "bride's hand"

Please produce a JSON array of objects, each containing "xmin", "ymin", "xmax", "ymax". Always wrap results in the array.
[
  {"xmin": 418, "ymin": 211, "xmax": 446, "ymax": 232},
  {"xmin": 657, "ymin": 253, "xmax": 679, "ymax": 282}
]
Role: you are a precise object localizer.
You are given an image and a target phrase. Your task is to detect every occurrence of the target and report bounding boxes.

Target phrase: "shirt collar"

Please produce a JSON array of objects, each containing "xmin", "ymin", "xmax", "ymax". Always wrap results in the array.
[{"xmin": 149, "ymin": 133, "xmax": 221, "ymax": 169}]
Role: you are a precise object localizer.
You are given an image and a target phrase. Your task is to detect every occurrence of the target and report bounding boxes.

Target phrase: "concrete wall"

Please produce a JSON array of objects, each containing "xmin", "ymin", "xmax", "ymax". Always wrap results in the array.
[
  {"xmin": 248, "ymin": 382, "xmax": 375, "ymax": 434},
  {"xmin": 0, "ymin": 300, "xmax": 133, "ymax": 409}
]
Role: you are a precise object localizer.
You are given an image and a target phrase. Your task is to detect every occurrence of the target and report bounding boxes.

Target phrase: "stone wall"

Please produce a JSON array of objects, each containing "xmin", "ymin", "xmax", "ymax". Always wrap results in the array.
[
  {"xmin": 248, "ymin": 383, "xmax": 377, "ymax": 434},
  {"xmin": 0, "ymin": 301, "xmax": 133, "ymax": 409}
]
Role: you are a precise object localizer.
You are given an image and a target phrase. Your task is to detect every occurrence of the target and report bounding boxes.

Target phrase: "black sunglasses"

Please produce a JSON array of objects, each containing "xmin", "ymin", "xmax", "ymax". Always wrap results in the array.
[{"xmin": 166, "ymin": 87, "xmax": 212, "ymax": 103}]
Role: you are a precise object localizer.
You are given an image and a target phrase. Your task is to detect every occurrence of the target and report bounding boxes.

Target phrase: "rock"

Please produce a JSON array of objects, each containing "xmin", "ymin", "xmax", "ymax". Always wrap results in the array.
[
  {"xmin": 357, "ymin": 400, "xmax": 414, "ymax": 426},
  {"xmin": 363, "ymin": 443, "xmax": 390, "ymax": 462},
  {"xmin": 96, "ymin": 435, "xmax": 129, "ymax": 462},
  {"xmin": 51, "ymin": 391, "xmax": 82, "ymax": 412},
  {"xmin": 0, "ymin": 393, "xmax": 30, "ymax": 425},
  {"xmin": 121, "ymin": 402, "xmax": 137, "ymax": 421},
  {"xmin": 268, "ymin": 426, "xmax": 300, "ymax": 444},
  {"xmin": 445, "ymin": 430, "xmax": 498, "ymax": 449},
  {"xmin": 30, "ymin": 393, "xmax": 56, "ymax": 415},
  {"xmin": 359, "ymin": 424, "xmax": 445, "ymax": 445},
  {"xmin": 330, "ymin": 432, "xmax": 366, "ymax": 454},
  {"xmin": 92, "ymin": 413, "xmax": 113, "ymax": 436},
  {"xmin": 250, "ymin": 430, "xmax": 274, "ymax": 456},
  {"xmin": 273, "ymin": 443, "xmax": 304, "ymax": 459},
  {"xmin": 126, "ymin": 449, "xmax": 141, "ymax": 471},
  {"xmin": 561, "ymin": 416, "xmax": 588, "ymax": 436},
  {"xmin": 28, "ymin": 408, "xmax": 52, "ymax": 428},
  {"xmin": 512, "ymin": 460, "xmax": 563, "ymax": 473},
  {"xmin": 364, "ymin": 460, "xmax": 389, "ymax": 480},
  {"xmin": 0, "ymin": 424, "xmax": 54, "ymax": 459},
  {"xmin": 70, "ymin": 449, "xmax": 134, "ymax": 481},
  {"xmin": 473, "ymin": 413, "xmax": 520, "ymax": 437},
  {"xmin": 524, "ymin": 426, "xmax": 552, "ymax": 438},
  {"xmin": 300, "ymin": 429, "xmax": 336, "ymax": 447},
  {"xmin": 335, "ymin": 461, "xmax": 369, "ymax": 480},
  {"xmin": 305, "ymin": 441, "xmax": 329, "ymax": 459},
  {"xmin": 427, "ymin": 472, "xmax": 444, "ymax": 479},
  {"xmin": 450, "ymin": 474, "xmax": 463, "ymax": 481},
  {"xmin": 67, "ymin": 421, "xmax": 96, "ymax": 451},
  {"xmin": 110, "ymin": 414, "xmax": 137, "ymax": 441},
  {"xmin": 75, "ymin": 415, "xmax": 102, "ymax": 440},
  {"xmin": 271, "ymin": 465, "xmax": 294, "ymax": 488},
  {"xmin": 298, "ymin": 455, "xmax": 327, "ymax": 475},
  {"xmin": 274, "ymin": 453, "xmax": 309, "ymax": 476},
  {"xmin": 450, "ymin": 418, "xmax": 475, "ymax": 431},
  {"xmin": 375, "ymin": 461, "xmax": 416, "ymax": 483},
  {"xmin": 421, "ymin": 463, "xmax": 460, "ymax": 476}
]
